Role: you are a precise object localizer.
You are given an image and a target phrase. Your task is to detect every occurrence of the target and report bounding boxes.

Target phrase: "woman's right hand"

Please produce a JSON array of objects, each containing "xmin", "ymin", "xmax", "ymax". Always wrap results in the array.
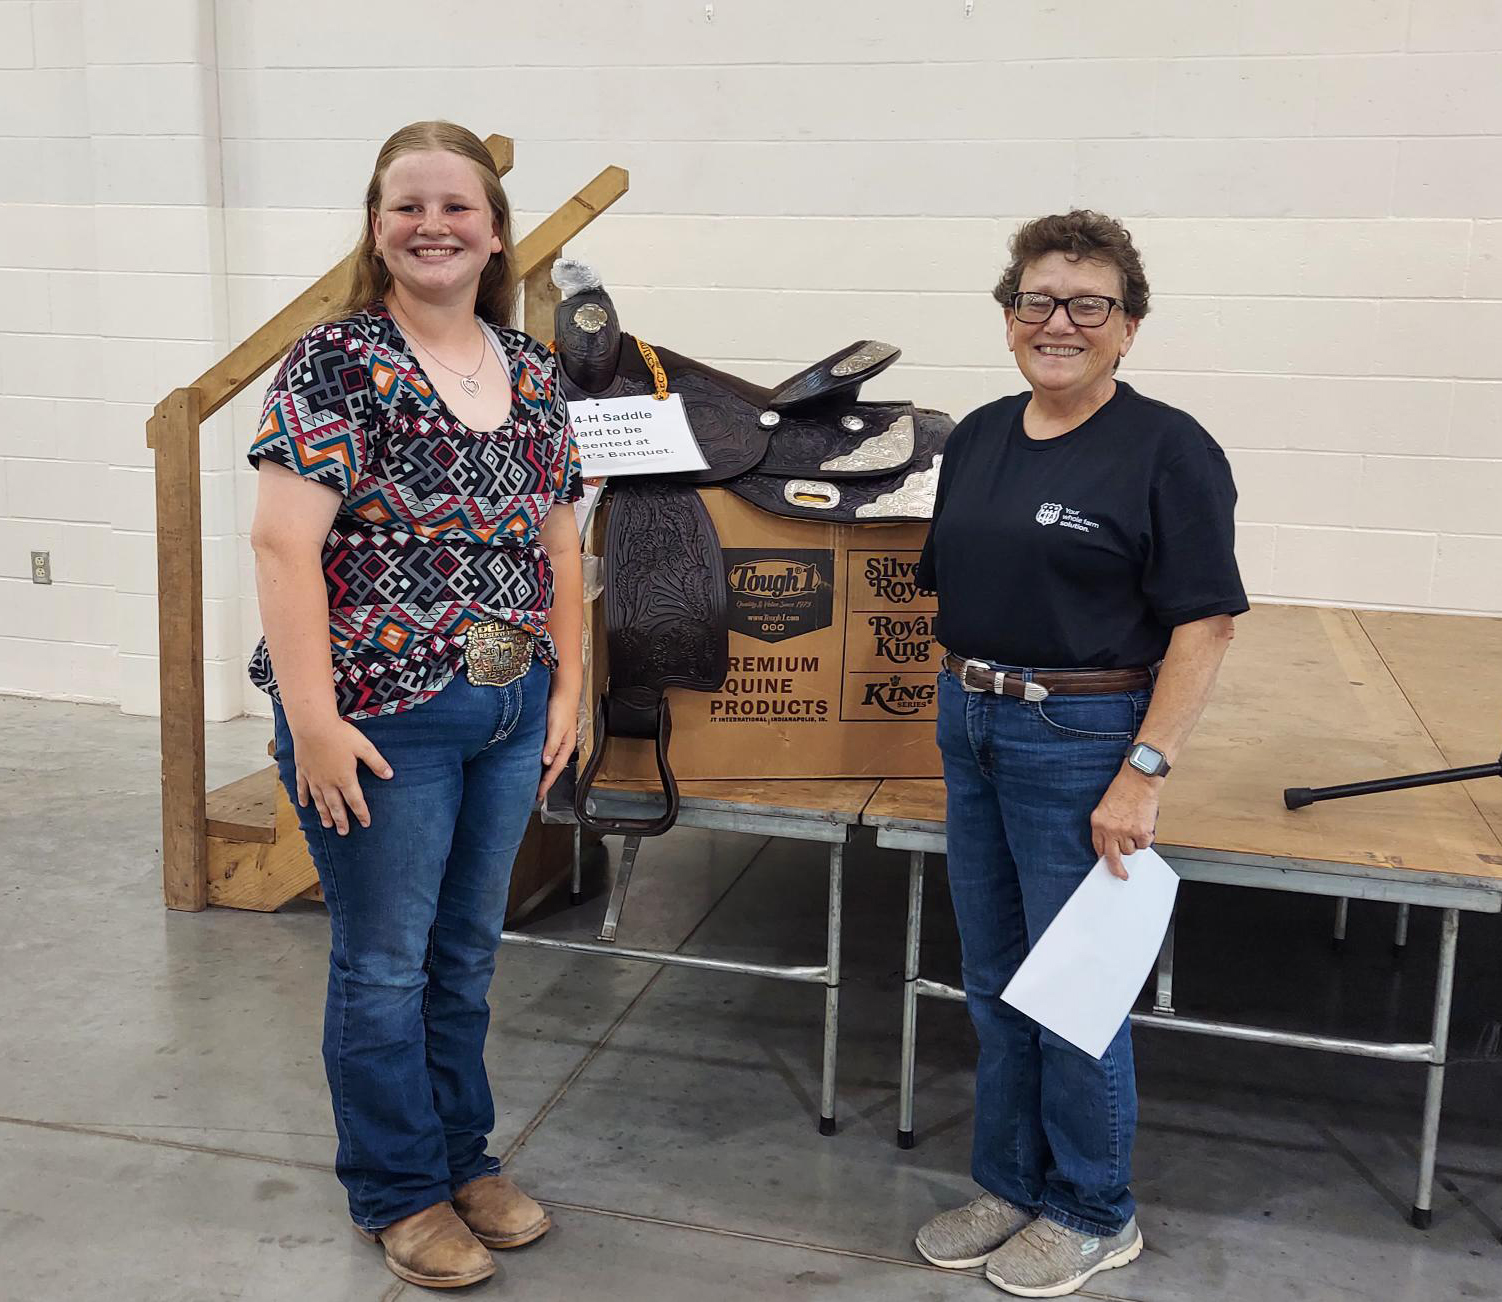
[{"xmin": 290, "ymin": 719, "xmax": 394, "ymax": 835}]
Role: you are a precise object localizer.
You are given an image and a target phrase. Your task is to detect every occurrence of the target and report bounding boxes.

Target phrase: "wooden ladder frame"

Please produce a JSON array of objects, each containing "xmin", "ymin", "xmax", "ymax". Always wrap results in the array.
[{"xmin": 145, "ymin": 134, "xmax": 627, "ymax": 911}]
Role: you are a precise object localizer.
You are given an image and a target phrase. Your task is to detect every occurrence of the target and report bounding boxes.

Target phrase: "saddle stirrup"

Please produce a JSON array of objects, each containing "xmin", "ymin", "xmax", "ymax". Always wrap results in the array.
[
  {"xmin": 571, "ymin": 483, "xmax": 727, "ymax": 838},
  {"xmin": 573, "ymin": 691, "xmax": 680, "ymax": 837}
]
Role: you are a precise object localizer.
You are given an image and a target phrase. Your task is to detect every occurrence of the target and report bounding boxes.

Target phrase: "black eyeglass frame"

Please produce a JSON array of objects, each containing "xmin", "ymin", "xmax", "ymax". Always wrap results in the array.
[{"xmin": 1009, "ymin": 292, "xmax": 1127, "ymax": 327}]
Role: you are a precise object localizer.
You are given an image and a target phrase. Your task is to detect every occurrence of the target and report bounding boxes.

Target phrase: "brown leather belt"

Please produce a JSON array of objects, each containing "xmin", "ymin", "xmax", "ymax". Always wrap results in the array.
[{"xmin": 943, "ymin": 652, "xmax": 1153, "ymax": 701}]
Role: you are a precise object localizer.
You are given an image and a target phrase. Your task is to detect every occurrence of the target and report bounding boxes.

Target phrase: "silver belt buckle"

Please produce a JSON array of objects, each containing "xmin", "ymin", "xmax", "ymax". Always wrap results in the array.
[
  {"xmin": 961, "ymin": 657, "xmax": 1045, "ymax": 696},
  {"xmin": 960, "ymin": 658, "xmax": 989, "ymax": 693},
  {"xmin": 959, "ymin": 657, "xmax": 1050, "ymax": 702}
]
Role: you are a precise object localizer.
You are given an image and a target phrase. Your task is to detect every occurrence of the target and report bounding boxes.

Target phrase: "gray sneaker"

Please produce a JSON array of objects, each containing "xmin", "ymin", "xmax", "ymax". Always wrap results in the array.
[
  {"xmin": 984, "ymin": 1214, "xmax": 1142, "ymax": 1297},
  {"xmin": 915, "ymin": 1192, "xmax": 1034, "ymax": 1269}
]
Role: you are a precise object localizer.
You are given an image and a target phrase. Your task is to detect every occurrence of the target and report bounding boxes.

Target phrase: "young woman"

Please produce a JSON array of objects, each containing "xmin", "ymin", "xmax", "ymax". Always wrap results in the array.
[{"xmin": 248, "ymin": 121, "xmax": 583, "ymax": 1290}]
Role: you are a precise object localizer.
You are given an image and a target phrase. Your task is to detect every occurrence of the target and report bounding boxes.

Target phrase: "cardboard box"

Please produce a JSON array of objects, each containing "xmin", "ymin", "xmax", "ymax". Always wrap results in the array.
[{"xmin": 594, "ymin": 488, "xmax": 942, "ymax": 782}]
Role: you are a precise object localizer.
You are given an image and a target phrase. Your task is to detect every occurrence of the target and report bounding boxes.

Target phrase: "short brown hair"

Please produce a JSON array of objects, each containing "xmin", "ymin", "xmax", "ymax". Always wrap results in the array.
[
  {"xmin": 992, "ymin": 210, "xmax": 1150, "ymax": 319},
  {"xmin": 331, "ymin": 120, "xmax": 518, "ymax": 327}
]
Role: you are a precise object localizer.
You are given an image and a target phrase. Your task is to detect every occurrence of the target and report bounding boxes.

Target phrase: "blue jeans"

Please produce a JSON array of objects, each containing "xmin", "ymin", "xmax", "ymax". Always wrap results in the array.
[
  {"xmin": 936, "ymin": 664, "xmax": 1151, "ymax": 1237},
  {"xmin": 272, "ymin": 660, "xmax": 549, "ymax": 1230}
]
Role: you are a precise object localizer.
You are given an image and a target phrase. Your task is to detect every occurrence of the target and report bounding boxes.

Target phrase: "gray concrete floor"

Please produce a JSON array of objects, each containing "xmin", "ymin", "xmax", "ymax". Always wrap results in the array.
[{"xmin": 1, "ymin": 694, "xmax": 1500, "ymax": 1301}]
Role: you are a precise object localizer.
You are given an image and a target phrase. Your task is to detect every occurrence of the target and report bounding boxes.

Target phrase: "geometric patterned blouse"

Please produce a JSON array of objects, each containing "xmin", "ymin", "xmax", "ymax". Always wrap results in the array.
[{"xmin": 246, "ymin": 302, "xmax": 584, "ymax": 720}]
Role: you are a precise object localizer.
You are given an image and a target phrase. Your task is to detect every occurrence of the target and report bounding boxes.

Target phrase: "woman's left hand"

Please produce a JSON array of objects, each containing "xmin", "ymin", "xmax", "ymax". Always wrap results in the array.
[
  {"xmin": 538, "ymin": 677, "xmax": 580, "ymax": 802},
  {"xmin": 1090, "ymin": 768, "xmax": 1162, "ymax": 880}
]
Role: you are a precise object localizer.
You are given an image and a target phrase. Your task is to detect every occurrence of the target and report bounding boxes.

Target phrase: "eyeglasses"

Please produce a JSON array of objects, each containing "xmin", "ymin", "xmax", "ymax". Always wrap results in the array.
[{"xmin": 1010, "ymin": 292, "xmax": 1125, "ymax": 328}]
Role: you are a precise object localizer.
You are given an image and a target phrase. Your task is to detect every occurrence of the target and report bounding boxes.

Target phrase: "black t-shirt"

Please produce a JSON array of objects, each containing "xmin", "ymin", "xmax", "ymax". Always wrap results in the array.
[{"xmin": 916, "ymin": 382, "xmax": 1248, "ymax": 668}]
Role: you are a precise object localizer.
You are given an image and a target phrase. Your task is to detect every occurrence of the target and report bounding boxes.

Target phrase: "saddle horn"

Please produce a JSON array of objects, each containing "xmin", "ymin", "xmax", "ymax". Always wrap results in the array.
[{"xmin": 552, "ymin": 258, "xmax": 622, "ymax": 395}]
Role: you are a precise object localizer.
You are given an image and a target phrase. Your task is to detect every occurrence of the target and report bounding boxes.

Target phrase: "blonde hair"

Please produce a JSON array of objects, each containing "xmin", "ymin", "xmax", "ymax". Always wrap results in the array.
[{"xmin": 331, "ymin": 121, "xmax": 518, "ymax": 326}]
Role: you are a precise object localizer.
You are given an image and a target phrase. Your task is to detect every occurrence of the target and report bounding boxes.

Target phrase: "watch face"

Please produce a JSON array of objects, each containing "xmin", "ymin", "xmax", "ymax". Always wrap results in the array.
[{"xmin": 1129, "ymin": 744, "xmax": 1159, "ymax": 773}]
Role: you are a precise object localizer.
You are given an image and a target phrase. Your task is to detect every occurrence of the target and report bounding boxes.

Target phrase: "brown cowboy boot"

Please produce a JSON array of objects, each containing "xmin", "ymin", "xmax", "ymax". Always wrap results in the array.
[
  {"xmin": 355, "ymin": 1201, "xmax": 495, "ymax": 1289},
  {"xmin": 452, "ymin": 1174, "xmax": 552, "ymax": 1249}
]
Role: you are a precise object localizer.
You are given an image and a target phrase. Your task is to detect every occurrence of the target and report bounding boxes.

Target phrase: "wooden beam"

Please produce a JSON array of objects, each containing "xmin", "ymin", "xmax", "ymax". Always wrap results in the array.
[
  {"xmin": 513, "ymin": 165, "xmax": 629, "ymax": 279},
  {"xmin": 208, "ymin": 775, "xmax": 319, "ymax": 912},
  {"xmin": 482, "ymin": 134, "xmax": 515, "ymax": 176},
  {"xmin": 183, "ymin": 260, "xmax": 356, "ymax": 427},
  {"xmin": 146, "ymin": 135, "xmax": 519, "ymax": 436},
  {"xmin": 154, "ymin": 387, "xmax": 208, "ymax": 911},
  {"xmin": 523, "ymin": 265, "xmax": 562, "ymax": 346},
  {"xmin": 205, "ymin": 765, "xmax": 277, "ymax": 844}
]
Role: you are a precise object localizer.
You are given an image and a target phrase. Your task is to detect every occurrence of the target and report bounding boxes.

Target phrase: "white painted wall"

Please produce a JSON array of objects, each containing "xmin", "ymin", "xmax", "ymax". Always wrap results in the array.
[{"xmin": 2, "ymin": 0, "xmax": 1500, "ymax": 719}]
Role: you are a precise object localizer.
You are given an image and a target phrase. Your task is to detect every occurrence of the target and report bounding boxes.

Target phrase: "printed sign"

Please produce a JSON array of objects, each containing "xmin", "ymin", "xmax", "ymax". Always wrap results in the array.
[
  {"xmin": 722, "ymin": 548, "xmax": 836, "ymax": 644},
  {"xmin": 566, "ymin": 394, "xmax": 709, "ymax": 477},
  {"xmin": 843, "ymin": 673, "xmax": 940, "ymax": 720},
  {"xmin": 845, "ymin": 612, "xmax": 940, "ymax": 672},
  {"xmin": 849, "ymin": 551, "xmax": 929, "ymax": 610},
  {"xmin": 707, "ymin": 652, "xmax": 832, "ymax": 725},
  {"xmin": 842, "ymin": 549, "xmax": 940, "ymax": 721}
]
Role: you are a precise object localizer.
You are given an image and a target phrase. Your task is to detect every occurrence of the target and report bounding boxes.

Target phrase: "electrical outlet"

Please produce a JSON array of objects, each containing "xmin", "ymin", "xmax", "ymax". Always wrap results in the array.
[{"xmin": 30, "ymin": 551, "xmax": 51, "ymax": 584}]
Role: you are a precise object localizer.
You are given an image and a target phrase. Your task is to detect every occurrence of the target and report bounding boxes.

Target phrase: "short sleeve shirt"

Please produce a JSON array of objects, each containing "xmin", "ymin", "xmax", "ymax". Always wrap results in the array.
[
  {"xmin": 246, "ymin": 303, "xmax": 584, "ymax": 720},
  {"xmin": 916, "ymin": 382, "xmax": 1247, "ymax": 668}
]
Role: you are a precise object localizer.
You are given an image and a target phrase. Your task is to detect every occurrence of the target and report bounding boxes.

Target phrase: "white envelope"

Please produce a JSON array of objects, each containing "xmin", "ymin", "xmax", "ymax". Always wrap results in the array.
[{"xmin": 1000, "ymin": 846, "xmax": 1179, "ymax": 1059}]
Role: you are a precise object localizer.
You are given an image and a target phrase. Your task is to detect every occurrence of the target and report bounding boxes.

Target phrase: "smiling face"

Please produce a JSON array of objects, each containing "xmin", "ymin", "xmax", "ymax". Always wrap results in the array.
[
  {"xmin": 1005, "ymin": 250, "xmax": 1139, "ymax": 404},
  {"xmin": 370, "ymin": 149, "xmax": 502, "ymax": 307}
]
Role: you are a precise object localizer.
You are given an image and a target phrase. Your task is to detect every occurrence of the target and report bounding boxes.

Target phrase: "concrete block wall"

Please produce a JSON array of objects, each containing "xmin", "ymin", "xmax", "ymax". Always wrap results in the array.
[
  {"xmin": 1, "ymin": 0, "xmax": 243, "ymax": 715},
  {"xmin": 2, "ymin": 0, "xmax": 1500, "ymax": 718}
]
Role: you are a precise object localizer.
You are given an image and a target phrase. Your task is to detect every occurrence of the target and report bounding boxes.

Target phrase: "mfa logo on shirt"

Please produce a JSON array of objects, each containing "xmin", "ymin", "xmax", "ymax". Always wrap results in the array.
[{"xmin": 1034, "ymin": 502, "xmax": 1100, "ymax": 534}]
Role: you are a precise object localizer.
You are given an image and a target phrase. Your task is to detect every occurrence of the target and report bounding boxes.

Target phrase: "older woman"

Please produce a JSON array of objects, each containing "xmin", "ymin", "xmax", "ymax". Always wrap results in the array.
[{"xmin": 913, "ymin": 211, "xmax": 1246, "ymax": 1298}]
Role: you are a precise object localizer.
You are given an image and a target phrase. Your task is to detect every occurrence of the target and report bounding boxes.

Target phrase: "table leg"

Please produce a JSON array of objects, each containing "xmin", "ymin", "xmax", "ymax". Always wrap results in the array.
[
  {"xmin": 898, "ymin": 850, "xmax": 925, "ymax": 1149},
  {"xmin": 1411, "ymin": 907, "xmax": 1459, "ymax": 1229},
  {"xmin": 1393, "ymin": 902, "xmax": 1411, "ymax": 960},
  {"xmin": 597, "ymin": 835, "xmax": 641, "ymax": 943},
  {"xmin": 1154, "ymin": 905, "xmax": 1177, "ymax": 1015},
  {"xmin": 570, "ymin": 824, "xmax": 583, "ymax": 906},
  {"xmin": 1332, "ymin": 897, "xmax": 1350, "ymax": 951},
  {"xmin": 819, "ymin": 841, "xmax": 845, "ymax": 1136}
]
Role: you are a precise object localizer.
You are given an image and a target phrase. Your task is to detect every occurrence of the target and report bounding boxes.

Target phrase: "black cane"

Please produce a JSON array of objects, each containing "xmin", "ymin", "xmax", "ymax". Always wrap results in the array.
[{"xmin": 1284, "ymin": 753, "xmax": 1502, "ymax": 810}]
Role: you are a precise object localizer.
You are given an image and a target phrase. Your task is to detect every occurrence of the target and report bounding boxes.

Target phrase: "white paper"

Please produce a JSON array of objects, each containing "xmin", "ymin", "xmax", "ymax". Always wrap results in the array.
[
  {"xmin": 566, "ymin": 393, "xmax": 709, "ymax": 477},
  {"xmin": 1000, "ymin": 847, "xmax": 1179, "ymax": 1059},
  {"xmin": 573, "ymin": 480, "xmax": 604, "ymax": 537}
]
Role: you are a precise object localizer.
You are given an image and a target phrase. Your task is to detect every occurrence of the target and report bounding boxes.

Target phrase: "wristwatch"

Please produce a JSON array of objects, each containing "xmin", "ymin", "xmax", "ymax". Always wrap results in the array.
[{"xmin": 1126, "ymin": 741, "xmax": 1172, "ymax": 779}]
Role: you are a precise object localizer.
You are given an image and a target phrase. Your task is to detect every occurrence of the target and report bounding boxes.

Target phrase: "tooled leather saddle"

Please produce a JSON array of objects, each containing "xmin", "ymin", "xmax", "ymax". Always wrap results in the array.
[{"xmin": 554, "ymin": 261, "xmax": 952, "ymax": 836}]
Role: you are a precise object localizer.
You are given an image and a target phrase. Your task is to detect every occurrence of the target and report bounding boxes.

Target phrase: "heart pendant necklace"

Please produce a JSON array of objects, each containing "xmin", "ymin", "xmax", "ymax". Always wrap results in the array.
[{"xmin": 392, "ymin": 306, "xmax": 487, "ymax": 398}]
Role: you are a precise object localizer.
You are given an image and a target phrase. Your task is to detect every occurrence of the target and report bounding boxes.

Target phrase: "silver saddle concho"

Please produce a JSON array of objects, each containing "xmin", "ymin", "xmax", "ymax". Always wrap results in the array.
[
  {"xmin": 960, "ymin": 657, "xmax": 1051, "ymax": 702},
  {"xmin": 464, "ymin": 621, "xmax": 534, "ymax": 688}
]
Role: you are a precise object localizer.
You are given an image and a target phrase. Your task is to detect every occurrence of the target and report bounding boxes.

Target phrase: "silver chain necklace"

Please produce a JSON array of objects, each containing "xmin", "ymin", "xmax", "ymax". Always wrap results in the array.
[{"xmin": 393, "ymin": 308, "xmax": 487, "ymax": 396}]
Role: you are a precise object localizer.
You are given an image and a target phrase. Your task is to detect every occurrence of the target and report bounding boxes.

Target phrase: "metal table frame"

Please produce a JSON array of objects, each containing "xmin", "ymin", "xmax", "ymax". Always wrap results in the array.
[
  {"xmin": 871, "ymin": 812, "xmax": 1501, "ymax": 1229},
  {"xmin": 508, "ymin": 787, "xmax": 859, "ymax": 1134}
]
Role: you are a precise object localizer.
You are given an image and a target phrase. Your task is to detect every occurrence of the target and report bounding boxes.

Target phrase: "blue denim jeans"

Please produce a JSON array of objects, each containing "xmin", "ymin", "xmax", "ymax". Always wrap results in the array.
[
  {"xmin": 272, "ymin": 660, "xmax": 549, "ymax": 1230},
  {"xmin": 936, "ymin": 664, "xmax": 1151, "ymax": 1236}
]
